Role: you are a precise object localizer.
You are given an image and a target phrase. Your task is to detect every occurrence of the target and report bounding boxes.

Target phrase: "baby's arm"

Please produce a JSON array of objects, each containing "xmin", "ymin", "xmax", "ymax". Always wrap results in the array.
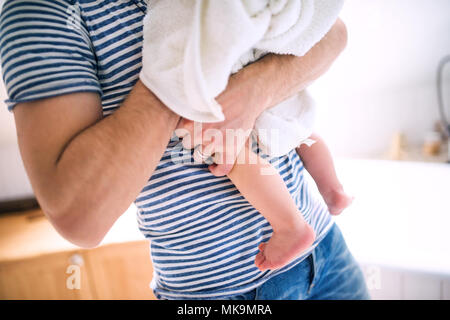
[{"xmin": 296, "ymin": 134, "xmax": 353, "ymax": 215}]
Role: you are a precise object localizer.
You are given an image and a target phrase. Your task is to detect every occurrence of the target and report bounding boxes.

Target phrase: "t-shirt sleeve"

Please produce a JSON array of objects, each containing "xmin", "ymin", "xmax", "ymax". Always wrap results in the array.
[{"xmin": 0, "ymin": 0, "xmax": 102, "ymax": 111}]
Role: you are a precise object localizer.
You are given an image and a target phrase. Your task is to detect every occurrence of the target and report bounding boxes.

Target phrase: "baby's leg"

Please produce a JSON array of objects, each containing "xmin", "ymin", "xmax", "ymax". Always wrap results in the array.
[
  {"xmin": 227, "ymin": 143, "xmax": 315, "ymax": 271},
  {"xmin": 296, "ymin": 134, "xmax": 353, "ymax": 215}
]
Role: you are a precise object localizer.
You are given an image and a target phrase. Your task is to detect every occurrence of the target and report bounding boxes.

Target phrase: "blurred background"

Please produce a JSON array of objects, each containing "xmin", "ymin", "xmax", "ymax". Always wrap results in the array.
[{"xmin": 1, "ymin": 0, "xmax": 449, "ymax": 300}]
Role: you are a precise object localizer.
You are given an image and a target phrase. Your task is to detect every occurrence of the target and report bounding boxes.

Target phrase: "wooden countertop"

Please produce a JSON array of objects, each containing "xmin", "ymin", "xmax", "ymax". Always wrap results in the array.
[{"xmin": 0, "ymin": 205, "xmax": 146, "ymax": 262}]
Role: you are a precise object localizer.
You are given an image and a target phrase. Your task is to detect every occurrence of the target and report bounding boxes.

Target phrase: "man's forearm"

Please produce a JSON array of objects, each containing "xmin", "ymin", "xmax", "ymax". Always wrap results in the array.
[
  {"xmin": 240, "ymin": 18, "xmax": 348, "ymax": 116},
  {"xmin": 53, "ymin": 80, "xmax": 179, "ymax": 247}
]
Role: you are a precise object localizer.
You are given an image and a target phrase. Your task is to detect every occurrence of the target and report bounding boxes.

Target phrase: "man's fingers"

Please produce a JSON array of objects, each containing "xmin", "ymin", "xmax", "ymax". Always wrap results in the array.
[
  {"xmin": 177, "ymin": 120, "xmax": 204, "ymax": 149},
  {"xmin": 193, "ymin": 143, "xmax": 215, "ymax": 164},
  {"xmin": 182, "ymin": 133, "xmax": 194, "ymax": 149},
  {"xmin": 208, "ymin": 162, "xmax": 235, "ymax": 177},
  {"xmin": 177, "ymin": 118, "xmax": 194, "ymax": 131},
  {"xmin": 174, "ymin": 128, "xmax": 189, "ymax": 139},
  {"xmin": 202, "ymin": 143, "xmax": 216, "ymax": 158}
]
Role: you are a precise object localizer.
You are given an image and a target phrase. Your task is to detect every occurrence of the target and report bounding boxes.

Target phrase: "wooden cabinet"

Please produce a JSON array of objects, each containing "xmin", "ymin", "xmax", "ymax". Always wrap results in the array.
[
  {"xmin": 0, "ymin": 209, "xmax": 156, "ymax": 300},
  {"xmin": 83, "ymin": 241, "xmax": 156, "ymax": 300},
  {"xmin": 0, "ymin": 250, "xmax": 95, "ymax": 299}
]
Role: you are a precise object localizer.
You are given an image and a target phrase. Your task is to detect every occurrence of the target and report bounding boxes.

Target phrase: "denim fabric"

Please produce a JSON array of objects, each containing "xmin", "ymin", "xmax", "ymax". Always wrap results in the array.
[{"xmin": 227, "ymin": 223, "xmax": 370, "ymax": 300}]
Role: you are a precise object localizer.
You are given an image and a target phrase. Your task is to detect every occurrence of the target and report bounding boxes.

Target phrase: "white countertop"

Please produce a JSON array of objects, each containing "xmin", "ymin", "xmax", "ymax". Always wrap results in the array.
[{"xmin": 328, "ymin": 158, "xmax": 450, "ymax": 276}]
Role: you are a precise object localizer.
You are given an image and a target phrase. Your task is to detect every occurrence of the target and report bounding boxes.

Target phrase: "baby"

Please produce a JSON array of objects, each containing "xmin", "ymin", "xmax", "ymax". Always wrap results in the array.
[
  {"xmin": 140, "ymin": 0, "xmax": 347, "ymax": 271},
  {"xmin": 178, "ymin": 89, "xmax": 353, "ymax": 272}
]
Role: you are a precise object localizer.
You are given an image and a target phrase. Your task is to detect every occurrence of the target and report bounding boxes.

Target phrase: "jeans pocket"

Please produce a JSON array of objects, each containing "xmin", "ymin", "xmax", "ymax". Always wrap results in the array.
[
  {"xmin": 307, "ymin": 252, "xmax": 317, "ymax": 295},
  {"xmin": 253, "ymin": 256, "xmax": 314, "ymax": 300}
]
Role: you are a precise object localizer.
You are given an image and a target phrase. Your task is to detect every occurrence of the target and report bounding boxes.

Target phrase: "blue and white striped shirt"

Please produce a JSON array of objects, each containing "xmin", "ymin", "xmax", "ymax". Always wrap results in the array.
[{"xmin": 0, "ymin": 0, "xmax": 334, "ymax": 300}]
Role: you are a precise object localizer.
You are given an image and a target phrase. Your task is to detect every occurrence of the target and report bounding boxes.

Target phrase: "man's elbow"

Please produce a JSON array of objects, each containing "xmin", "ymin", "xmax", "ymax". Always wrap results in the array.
[{"xmin": 44, "ymin": 204, "xmax": 105, "ymax": 249}]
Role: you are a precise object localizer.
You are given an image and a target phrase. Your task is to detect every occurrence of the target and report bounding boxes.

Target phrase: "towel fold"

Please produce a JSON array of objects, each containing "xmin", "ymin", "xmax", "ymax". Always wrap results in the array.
[{"xmin": 140, "ymin": 0, "xmax": 343, "ymax": 155}]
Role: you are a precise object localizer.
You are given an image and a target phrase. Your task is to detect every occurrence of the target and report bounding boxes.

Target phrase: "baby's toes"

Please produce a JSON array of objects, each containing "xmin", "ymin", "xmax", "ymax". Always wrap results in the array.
[
  {"xmin": 258, "ymin": 259, "xmax": 274, "ymax": 271},
  {"xmin": 258, "ymin": 242, "xmax": 267, "ymax": 252},
  {"xmin": 254, "ymin": 251, "xmax": 265, "ymax": 270}
]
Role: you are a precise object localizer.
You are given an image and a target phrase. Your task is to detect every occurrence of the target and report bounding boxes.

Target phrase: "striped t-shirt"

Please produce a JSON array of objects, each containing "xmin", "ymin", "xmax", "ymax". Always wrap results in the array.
[{"xmin": 0, "ymin": 0, "xmax": 334, "ymax": 300}]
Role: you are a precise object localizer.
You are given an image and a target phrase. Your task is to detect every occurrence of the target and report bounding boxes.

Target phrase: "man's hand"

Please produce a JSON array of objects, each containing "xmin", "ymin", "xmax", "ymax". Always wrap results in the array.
[
  {"xmin": 176, "ymin": 67, "xmax": 265, "ymax": 176},
  {"xmin": 177, "ymin": 18, "xmax": 348, "ymax": 176}
]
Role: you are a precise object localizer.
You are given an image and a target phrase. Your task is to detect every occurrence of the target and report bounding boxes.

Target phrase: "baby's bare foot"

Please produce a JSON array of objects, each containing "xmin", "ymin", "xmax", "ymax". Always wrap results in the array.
[
  {"xmin": 254, "ymin": 222, "xmax": 315, "ymax": 271},
  {"xmin": 322, "ymin": 187, "xmax": 354, "ymax": 216}
]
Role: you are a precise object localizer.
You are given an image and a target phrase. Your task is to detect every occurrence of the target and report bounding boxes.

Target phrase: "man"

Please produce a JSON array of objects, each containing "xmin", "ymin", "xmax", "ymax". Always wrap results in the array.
[{"xmin": 0, "ymin": 0, "xmax": 369, "ymax": 299}]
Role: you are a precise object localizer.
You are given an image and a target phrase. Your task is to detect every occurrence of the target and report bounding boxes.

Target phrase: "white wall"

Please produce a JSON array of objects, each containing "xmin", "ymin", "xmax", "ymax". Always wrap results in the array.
[
  {"xmin": 0, "ymin": 0, "xmax": 33, "ymax": 200},
  {"xmin": 0, "ymin": 76, "xmax": 33, "ymax": 200},
  {"xmin": 0, "ymin": 70, "xmax": 16, "ymax": 145},
  {"xmin": 310, "ymin": 0, "xmax": 450, "ymax": 157}
]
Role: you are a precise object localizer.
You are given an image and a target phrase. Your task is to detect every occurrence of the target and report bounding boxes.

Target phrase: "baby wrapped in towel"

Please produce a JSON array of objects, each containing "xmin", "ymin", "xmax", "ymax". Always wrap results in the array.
[{"xmin": 140, "ymin": 0, "xmax": 352, "ymax": 270}]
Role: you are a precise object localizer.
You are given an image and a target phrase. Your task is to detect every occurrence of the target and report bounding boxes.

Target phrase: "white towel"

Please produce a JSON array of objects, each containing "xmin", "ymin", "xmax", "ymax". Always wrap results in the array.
[
  {"xmin": 254, "ymin": 90, "xmax": 317, "ymax": 157},
  {"xmin": 140, "ymin": 0, "xmax": 343, "ymax": 156}
]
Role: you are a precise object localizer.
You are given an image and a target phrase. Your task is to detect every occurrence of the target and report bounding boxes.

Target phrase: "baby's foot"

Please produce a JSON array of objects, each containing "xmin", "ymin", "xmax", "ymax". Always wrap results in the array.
[
  {"xmin": 254, "ymin": 221, "xmax": 315, "ymax": 271},
  {"xmin": 322, "ymin": 187, "xmax": 354, "ymax": 216}
]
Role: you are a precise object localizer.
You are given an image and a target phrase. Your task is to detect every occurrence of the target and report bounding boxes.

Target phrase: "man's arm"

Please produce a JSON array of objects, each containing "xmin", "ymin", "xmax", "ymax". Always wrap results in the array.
[
  {"xmin": 252, "ymin": 19, "xmax": 348, "ymax": 110},
  {"xmin": 180, "ymin": 18, "xmax": 348, "ymax": 176},
  {"xmin": 14, "ymin": 81, "xmax": 179, "ymax": 247},
  {"xmin": 13, "ymin": 19, "xmax": 346, "ymax": 248}
]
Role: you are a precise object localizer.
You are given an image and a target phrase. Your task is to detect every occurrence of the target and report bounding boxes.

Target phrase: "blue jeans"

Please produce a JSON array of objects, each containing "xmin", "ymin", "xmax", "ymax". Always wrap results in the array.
[{"xmin": 227, "ymin": 223, "xmax": 370, "ymax": 300}]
